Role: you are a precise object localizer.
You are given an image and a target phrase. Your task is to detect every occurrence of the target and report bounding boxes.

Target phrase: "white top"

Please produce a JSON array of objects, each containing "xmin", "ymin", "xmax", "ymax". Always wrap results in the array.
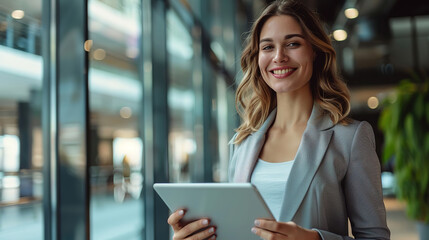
[{"xmin": 250, "ymin": 159, "xmax": 295, "ymax": 220}]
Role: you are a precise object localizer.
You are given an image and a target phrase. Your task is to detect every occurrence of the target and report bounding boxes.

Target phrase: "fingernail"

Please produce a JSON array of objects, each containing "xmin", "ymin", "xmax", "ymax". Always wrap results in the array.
[
  {"xmin": 251, "ymin": 227, "xmax": 257, "ymax": 234},
  {"xmin": 208, "ymin": 227, "xmax": 215, "ymax": 233},
  {"xmin": 254, "ymin": 220, "xmax": 260, "ymax": 226},
  {"xmin": 209, "ymin": 235, "xmax": 216, "ymax": 240},
  {"xmin": 202, "ymin": 219, "xmax": 209, "ymax": 225},
  {"xmin": 178, "ymin": 210, "xmax": 184, "ymax": 216}
]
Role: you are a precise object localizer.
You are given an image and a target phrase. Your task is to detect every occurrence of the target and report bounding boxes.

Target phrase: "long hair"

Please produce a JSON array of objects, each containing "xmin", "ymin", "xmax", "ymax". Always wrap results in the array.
[{"xmin": 234, "ymin": 0, "xmax": 351, "ymax": 144}]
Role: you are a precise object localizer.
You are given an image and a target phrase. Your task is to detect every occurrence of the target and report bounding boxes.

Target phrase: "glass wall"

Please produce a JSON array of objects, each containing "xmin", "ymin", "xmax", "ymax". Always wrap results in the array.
[
  {"xmin": 87, "ymin": 0, "xmax": 144, "ymax": 239},
  {"xmin": 166, "ymin": 8, "xmax": 195, "ymax": 183},
  {"xmin": 165, "ymin": 0, "xmax": 241, "ymax": 184},
  {"xmin": 203, "ymin": 0, "xmax": 240, "ymax": 183},
  {"xmin": 0, "ymin": 0, "xmax": 44, "ymax": 239},
  {"xmin": 0, "ymin": 0, "xmax": 256, "ymax": 239}
]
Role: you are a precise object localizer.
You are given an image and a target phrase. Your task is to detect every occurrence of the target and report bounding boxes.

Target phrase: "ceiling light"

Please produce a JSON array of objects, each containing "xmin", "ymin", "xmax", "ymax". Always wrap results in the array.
[
  {"xmin": 120, "ymin": 107, "xmax": 132, "ymax": 119},
  {"xmin": 93, "ymin": 49, "xmax": 106, "ymax": 60},
  {"xmin": 344, "ymin": 8, "xmax": 359, "ymax": 19},
  {"xmin": 367, "ymin": 96, "xmax": 379, "ymax": 109},
  {"xmin": 11, "ymin": 10, "xmax": 25, "ymax": 19},
  {"xmin": 84, "ymin": 40, "xmax": 93, "ymax": 52},
  {"xmin": 333, "ymin": 29, "xmax": 348, "ymax": 41}
]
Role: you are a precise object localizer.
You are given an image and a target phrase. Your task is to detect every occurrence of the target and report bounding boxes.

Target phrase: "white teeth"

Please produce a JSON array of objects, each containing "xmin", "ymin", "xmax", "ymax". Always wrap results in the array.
[{"xmin": 273, "ymin": 69, "xmax": 294, "ymax": 75}]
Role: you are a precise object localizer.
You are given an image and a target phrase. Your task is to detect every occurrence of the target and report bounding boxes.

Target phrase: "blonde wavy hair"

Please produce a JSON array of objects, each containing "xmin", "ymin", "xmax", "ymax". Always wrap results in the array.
[{"xmin": 234, "ymin": 0, "xmax": 351, "ymax": 144}]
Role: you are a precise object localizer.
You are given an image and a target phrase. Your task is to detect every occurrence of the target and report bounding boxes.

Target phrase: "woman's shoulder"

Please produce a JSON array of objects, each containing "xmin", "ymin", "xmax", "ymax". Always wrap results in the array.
[
  {"xmin": 332, "ymin": 119, "xmax": 375, "ymax": 143},
  {"xmin": 333, "ymin": 118, "xmax": 373, "ymax": 131}
]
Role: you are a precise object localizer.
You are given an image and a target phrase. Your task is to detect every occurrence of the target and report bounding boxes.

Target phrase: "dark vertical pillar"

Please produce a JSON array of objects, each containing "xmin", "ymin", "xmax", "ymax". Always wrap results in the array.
[
  {"xmin": 42, "ymin": 0, "xmax": 56, "ymax": 238},
  {"xmin": 42, "ymin": 0, "xmax": 89, "ymax": 239},
  {"xmin": 200, "ymin": 1, "xmax": 214, "ymax": 183},
  {"xmin": 56, "ymin": 0, "xmax": 89, "ymax": 239},
  {"xmin": 18, "ymin": 101, "xmax": 33, "ymax": 198},
  {"xmin": 18, "ymin": 102, "xmax": 32, "ymax": 170},
  {"xmin": 190, "ymin": 0, "xmax": 205, "ymax": 183},
  {"xmin": 142, "ymin": 0, "xmax": 170, "ymax": 239}
]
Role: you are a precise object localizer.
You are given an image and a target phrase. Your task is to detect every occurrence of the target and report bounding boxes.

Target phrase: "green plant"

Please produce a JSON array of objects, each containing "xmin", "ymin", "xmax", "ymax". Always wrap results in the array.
[{"xmin": 379, "ymin": 76, "xmax": 429, "ymax": 222}]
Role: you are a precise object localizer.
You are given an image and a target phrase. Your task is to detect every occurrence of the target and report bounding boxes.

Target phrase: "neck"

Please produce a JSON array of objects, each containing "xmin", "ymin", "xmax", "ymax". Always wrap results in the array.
[{"xmin": 273, "ymin": 87, "xmax": 313, "ymax": 130}]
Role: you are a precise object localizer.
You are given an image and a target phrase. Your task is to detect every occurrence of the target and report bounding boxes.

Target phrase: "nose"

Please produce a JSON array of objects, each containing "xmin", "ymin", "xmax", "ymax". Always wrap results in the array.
[{"xmin": 273, "ymin": 48, "xmax": 288, "ymax": 63}]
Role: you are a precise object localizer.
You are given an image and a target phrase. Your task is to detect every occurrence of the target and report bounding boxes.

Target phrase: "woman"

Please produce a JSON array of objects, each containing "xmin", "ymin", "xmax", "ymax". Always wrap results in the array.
[{"xmin": 168, "ymin": 1, "xmax": 390, "ymax": 239}]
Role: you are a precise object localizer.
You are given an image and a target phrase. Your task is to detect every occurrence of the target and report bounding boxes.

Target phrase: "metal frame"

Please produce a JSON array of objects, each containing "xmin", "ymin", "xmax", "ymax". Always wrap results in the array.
[
  {"xmin": 42, "ymin": 0, "xmax": 90, "ymax": 239},
  {"xmin": 42, "ymin": 0, "xmax": 57, "ymax": 238},
  {"xmin": 56, "ymin": 0, "xmax": 90, "ymax": 238},
  {"xmin": 142, "ymin": 0, "xmax": 170, "ymax": 239}
]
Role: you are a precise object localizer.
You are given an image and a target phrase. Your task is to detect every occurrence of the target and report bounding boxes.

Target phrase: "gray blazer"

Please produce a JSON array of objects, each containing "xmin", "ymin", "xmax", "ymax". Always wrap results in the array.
[{"xmin": 229, "ymin": 104, "xmax": 390, "ymax": 240}]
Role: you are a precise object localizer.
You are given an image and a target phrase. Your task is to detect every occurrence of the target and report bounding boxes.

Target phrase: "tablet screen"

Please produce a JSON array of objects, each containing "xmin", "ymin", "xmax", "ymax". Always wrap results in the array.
[{"xmin": 153, "ymin": 183, "xmax": 274, "ymax": 240}]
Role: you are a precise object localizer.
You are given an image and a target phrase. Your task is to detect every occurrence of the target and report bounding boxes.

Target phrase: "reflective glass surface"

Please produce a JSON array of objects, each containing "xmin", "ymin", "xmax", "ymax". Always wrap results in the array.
[
  {"xmin": 167, "ymin": 8, "xmax": 195, "ymax": 183},
  {"xmin": 88, "ymin": 0, "xmax": 144, "ymax": 239},
  {"xmin": 206, "ymin": 1, "xmax": 238, "ymax": 182},
  {"xmin": 212, "ymin": 74, "xmax": 236, "ymax": 182},
  {"xmin": 0, "ymin": 0, "xmax": 44, "ymax": 239}
]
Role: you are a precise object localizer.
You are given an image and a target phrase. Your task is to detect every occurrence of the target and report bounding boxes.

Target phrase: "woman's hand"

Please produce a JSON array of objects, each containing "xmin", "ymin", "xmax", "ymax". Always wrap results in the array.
[
  {"xmin": 251, "ymin": 219, "xmax": 321, "ymax": 240},
  {"xmin": 167, "ymin": 209, "xmax": 217, "ymax": 240}
]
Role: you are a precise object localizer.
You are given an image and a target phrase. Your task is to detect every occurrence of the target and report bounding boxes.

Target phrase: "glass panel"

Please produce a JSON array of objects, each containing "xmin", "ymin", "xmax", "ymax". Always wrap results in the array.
[
  {"xmin": 88, "ymin": 0, "xmax": 144, "ymax": 239},
  {"xmin": 166, "ymin": 8, "xmax": 196, "ymax": 183},
  {"xmin": 0, "ymin": 0, "xmax": 44, "ymax": 239},
  {"xmin": 213, "ymin": 74, "xmax": 236, "ymax": 183},
  {"xmin": 206, "ymin": 1, "xmax": 238, "ymax": 183}
]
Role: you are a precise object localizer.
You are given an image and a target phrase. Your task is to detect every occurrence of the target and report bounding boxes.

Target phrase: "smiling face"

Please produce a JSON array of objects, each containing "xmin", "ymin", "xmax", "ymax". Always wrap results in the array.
[{"xmin": 258, "ymin": 15, "xmax": 315, "ymax": 95}]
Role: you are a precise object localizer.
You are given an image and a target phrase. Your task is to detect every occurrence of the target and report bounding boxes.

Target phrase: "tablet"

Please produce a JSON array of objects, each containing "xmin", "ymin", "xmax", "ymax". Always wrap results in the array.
[{"xmin": 153, "ymin": 183, "xmax": 274, "ymax": 240}]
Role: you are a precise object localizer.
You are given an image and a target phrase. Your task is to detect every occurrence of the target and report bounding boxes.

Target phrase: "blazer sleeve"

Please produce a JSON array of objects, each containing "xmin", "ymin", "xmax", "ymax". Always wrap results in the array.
[{"xmin": 316, "ymin": 121, "xmax": 390, "ymax": 240}]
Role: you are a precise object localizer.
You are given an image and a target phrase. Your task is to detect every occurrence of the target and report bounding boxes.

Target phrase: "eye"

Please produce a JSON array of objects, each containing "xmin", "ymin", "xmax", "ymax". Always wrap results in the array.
[
  {"xmin": 287, "ymin": 42, "xmax": 301, "ymax": 48},
  {"xmin": 261, "ymin": 45, "xmax": 274, "ymax": 51}
]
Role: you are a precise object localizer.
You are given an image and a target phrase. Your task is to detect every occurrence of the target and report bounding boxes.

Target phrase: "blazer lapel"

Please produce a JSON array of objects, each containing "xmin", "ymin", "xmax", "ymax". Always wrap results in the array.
[
  {"xmin": 279, "ymin": 104, "xmax": 334, "ymax": 221},
  {"xmin": 233, "ymin": 109, "xmax": 277, "ymax": 182}
]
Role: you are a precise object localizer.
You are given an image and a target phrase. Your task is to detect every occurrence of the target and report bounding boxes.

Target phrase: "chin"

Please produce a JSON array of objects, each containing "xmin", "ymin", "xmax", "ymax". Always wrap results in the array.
[
  {"xmin": 272, "ymin": 88, "xmax": 293, "ymax": 94},
  {"xmin": 269, "ymin": 83, "xmax": 293, "ymax": 93}
]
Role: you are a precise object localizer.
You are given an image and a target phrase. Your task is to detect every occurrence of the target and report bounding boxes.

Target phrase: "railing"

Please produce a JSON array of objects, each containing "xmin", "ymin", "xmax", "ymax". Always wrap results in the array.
[{"xmin": 0, "ymin": 10, "xmax": 42, "ymax": 55}]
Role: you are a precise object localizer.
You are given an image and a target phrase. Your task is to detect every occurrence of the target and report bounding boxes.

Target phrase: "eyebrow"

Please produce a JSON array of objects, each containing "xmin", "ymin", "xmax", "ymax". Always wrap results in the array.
[{"xmin": 259, "ymin": 34, "xmax": 305, "ymax": 44}]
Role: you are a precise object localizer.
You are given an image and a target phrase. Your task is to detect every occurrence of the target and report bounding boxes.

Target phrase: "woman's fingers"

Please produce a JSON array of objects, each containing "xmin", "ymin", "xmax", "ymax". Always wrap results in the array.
[
  {"xmin": 252, "ymin": 220, "xmax": 321, "ymax": 240},
  {"xmin": 168, "ymin": 209, "xmax": 216, "ymax": 240},
  {"xmin": 255, "ymin": 219, "xmax": 297, "ymax": 234},
  {"xmin": 167, "ymin": 209, "xmax": 186, "ymax": 231},
  {"xmin": 174, "ymin": 218, "xmax": 212, "ymax": 239},
  {"xmin": 251, "ymin": 226, "xmax": 287, "ymax": 240},
  {"xmin": 184, "ymin": 226, "xmax": 216, "ymax": 240}
]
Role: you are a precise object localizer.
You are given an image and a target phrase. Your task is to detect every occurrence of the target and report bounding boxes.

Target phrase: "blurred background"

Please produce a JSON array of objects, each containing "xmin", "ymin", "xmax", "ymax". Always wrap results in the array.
[{"xmin": 0, "ymin": 0, "xmax": 427, "ymax": 239}]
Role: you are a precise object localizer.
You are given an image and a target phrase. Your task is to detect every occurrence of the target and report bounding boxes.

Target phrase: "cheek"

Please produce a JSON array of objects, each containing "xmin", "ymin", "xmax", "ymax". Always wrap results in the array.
[
  {"xmin": 302, "ymin": 61, "xmax": 314, "ymax": 80},
  {"xmin": 305, "ymin": 59, "xmax": 314, "ymax": 71},
  {"xmin": 258, "ymin": 53, "xmax": 268, "ymax": 71},
  {"xmin": 299, "ymin": 54, "xmax": 314, "ymax": 73}
]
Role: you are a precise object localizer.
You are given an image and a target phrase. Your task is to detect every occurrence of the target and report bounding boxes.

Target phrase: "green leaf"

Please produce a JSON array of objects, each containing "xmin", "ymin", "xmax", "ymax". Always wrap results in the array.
[
  {"xmin": 415, "ymin": 93, "xmax": 424, "ymax": 120},
  {"xmin": 404, "ymin": 114, "xmax": 418, "ymax": 150},
  {"xmin": 378, "ymin": 107, "xmax": 391, "ymax": 130},
  {"xmin": 379, "ymin": 77, "xmax": 429, "ymax": 222},
  {"xmin": 425, "ymin": 133, "xmax": 429, "ymax": 157},
  {"xmin": 421, "ymin": 167, "xmax": 429, "ymax": 195},
  {"xmin": 426, "ymin": 102, "xmax": 429, "ymax": 124}
]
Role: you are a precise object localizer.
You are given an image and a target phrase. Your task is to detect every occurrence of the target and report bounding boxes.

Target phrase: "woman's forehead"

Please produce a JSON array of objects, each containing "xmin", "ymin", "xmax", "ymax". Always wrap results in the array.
[{"xmin": 259, "ymin": 15, "xmax": 304, "ymax": 40}]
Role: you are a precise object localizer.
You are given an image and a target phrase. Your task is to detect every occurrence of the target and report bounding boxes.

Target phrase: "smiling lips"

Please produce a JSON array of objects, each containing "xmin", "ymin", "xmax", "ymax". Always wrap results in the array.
[{"xmin": 270, "ymin": 67, "xmax": 296, "ymax": 78}]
